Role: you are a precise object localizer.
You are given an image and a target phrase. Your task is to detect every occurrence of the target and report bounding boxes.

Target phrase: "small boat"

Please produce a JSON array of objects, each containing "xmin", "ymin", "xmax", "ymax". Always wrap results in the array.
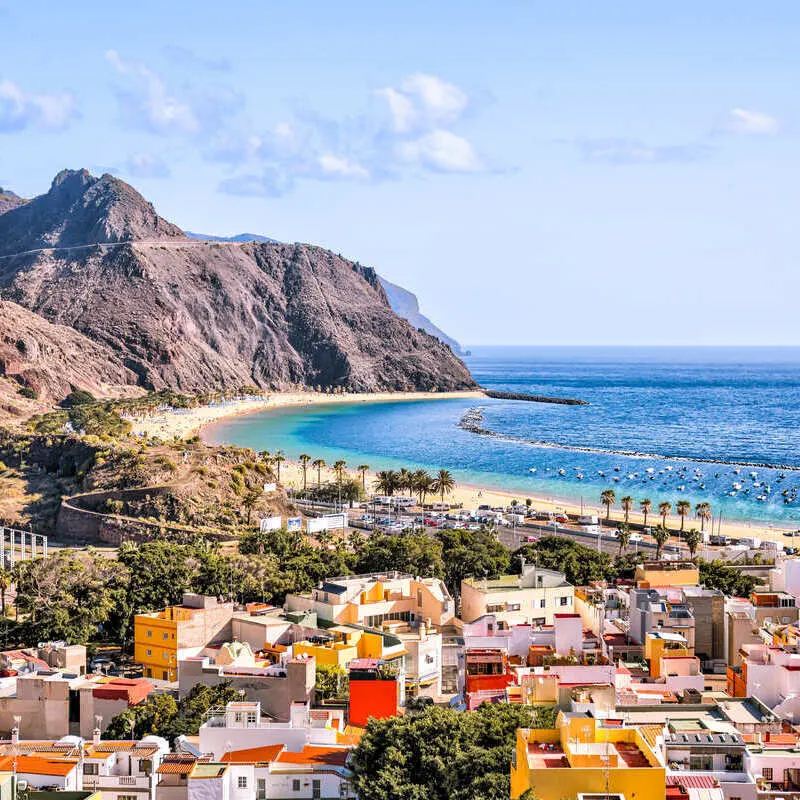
[
  {"xmin": 732, "ymin": 482, "xmax": 742, "ymax": 490},
  {"xmin": 577, "ymin": 473, "xmax": 584, "ymax": 480},
  {"xmin": 677, "ymin": 485, "xmax": 685, "ymax": 491},
  {"xmin": 749, "ymin": 471, "xmax": 758, "ymax": 478},
  {"xmin": 528, "ymin": 467, "xmax": 537, "ymax": 473},
  {"xmin": 558, "ymin": 468, "xmax": 566, "ymax": 476},
  {"xmin": 733, "ymin": 468, "xmax": 741, "ymax": 474},
  {"xmin": 646, "ymin": 468, "xmax": 655, "ymax": 474}
]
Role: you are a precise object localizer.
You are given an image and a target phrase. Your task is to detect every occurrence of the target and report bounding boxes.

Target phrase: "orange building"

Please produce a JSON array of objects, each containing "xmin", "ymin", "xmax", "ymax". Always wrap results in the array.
[{"xmin": 348, "ymin": 658, "xmax": 399, "ymax": 728}]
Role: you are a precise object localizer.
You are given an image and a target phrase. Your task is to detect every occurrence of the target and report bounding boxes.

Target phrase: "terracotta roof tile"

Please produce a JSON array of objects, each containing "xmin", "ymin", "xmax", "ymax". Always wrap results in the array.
[{"xmin": 275, "ymin": 746, "xmax": 350, "ymax": 768}]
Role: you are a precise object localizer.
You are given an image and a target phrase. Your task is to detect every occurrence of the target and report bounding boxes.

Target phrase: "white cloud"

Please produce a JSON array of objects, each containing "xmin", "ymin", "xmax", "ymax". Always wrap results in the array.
[
  {"xmin": 576, "ymin": 137, "xmax": 714, "ymax": 165},
  {"xmin": 399, "ymin": 129, "xmax": 483, "ymax": 173},
  {"xmin": 0, "ymin": 78, "xmax": 76, "ymax": 132},
  {"xmin": 106, "ymin": 50, "xmax": 240, "ymax": 136},
  {"xmin": 727, "ymin": 107, "xmax": 780, "ymax": 135},
  {"xmin": 316, "ymin": 154, "xmax": 370, "ymax": 180},
  {"xmin": 379, "ymin": 73, "xmax": 469, "ymax": 133},
  {"xmin": 124, "ymin": 152, "xmax": 171, "ymax": 178}
]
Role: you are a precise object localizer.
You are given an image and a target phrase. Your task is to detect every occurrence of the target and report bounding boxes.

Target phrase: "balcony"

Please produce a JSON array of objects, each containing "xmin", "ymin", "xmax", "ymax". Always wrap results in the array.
[{"xmin": 83, "ymin": 774, "xmax": 153, "ymax": 790}]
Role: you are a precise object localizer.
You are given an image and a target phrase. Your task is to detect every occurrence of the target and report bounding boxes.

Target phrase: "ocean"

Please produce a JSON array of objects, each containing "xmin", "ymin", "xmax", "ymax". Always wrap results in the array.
[{"xmin": 205, "ymin": 346, "xmax": 800, "ymax": 528}]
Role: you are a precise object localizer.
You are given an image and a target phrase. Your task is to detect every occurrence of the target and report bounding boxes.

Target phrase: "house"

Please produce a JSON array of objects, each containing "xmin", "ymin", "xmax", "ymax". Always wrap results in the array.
[
  {"xmin": 510, "ymin": 712, "xmax": 666, "ymax": 799},
  {"xmin": 178, "ymin": 654, "xmax": 315, "ymax": 722},
  {"xmin": 348, "ymin": 658, "xmax": 401, "ymax": 727},
  {"xmin": 729, "ymin": 643, "xmax": 800, "ymax": 722},
  {"xmin": 82, "ymin": 731, "xmax": 169, "ymax": 800},
  {"xmin": 284, "ymin": 571, "xmax": 455, "ymax": 628},
  {"xmin": 461, "ymin": 565, "xmax": 574, "ymax": 627},
  {"xmin": 134, "ymin": 594, "xmax": 235, "ymax": 682}
]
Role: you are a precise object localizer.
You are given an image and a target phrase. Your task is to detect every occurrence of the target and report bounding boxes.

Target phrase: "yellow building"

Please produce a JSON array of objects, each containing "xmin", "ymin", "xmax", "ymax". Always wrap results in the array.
[
  {"xmin": 644, "ymin": 631, "xmax": 692, "ymax": 677},
  {"xmin": 511, "ymin": 711, "xmax": 665, "ymax": 800},
  {"xmin": 634, "ymin": 561, "xmax": 699, "ymax": 588},
  {"xmin": 293, "ymin": 627, "xmax": 403, "ymax": 669},
  {"xmin": 134, "ymin": 594, "xmax": 234, "ymax": 681}
]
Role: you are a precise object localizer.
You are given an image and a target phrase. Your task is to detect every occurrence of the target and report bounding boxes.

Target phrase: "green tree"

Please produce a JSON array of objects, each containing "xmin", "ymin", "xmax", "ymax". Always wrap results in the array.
[
  {"xmin": 658, "ymin": 500, "xmax": 672, "ymax": 529},
  {"xmin": 432, "ymin": 469, "xmax": 456, "ymax": 504},
  {"xmin": 315, "ymin": 665, "xmax": 349, "ymax": 700},
  {"xmin": 312, "ymin": 458, "xmax": 326, "ymax": 487},
  {"xmin": 271, "ymin": 452, "xmax": 286, "ymax": 482},
  {"xmin": 699, "ymin": 559, "xmax": 761, "ymax": 596},
  {"xmin": 412, "ymin": 470, "xmax": 434, "ymax": 505},
  {"xmin": 600, "ymin": 489, "xmax": 616, "ymax": 520},
  {"xmin": 616, "ymin": 523, "xmax": 631, "ymax": 555},
  {"xmin": 103, "ymin": 693, "xmax": 178, "ymax": 740},
  {"xmin": 354, "ymin": 533, "xmax": 444, "ymax": 578},
  {"xmin": 242, "ymin": 488, "xmax": 262, "ymax": 525},
  {"xmin": 0, "ymin": 568, "xmax": 11, "ymax": 617},
  {"xmin": 357, "ymin": 464, "xmax": 370, "ymax": 492},
  {"xmin": 350, "ymin": 702, "xmax": 555, "ymax": 800},
  {"xmin": 373, "ymin": 470, "xmax": 398, "ymax": 497},
  {"xmin": 333, "ymin": 459, "xmax": 347, "ymax": 486},
  {"xmin": 299, "ymin": 454, "xmax": 311, "ymax": 490},
  {"xmin": 685, "ymin": 528, "xmax": 702, "ymax": 559},
  {"xmin": 513, "ymin": 537, "xmax": 614, "ymax": 586},
  {"xmin": 676, "ymin": 499, "xmax": 691, "ymax": 532},
  {"xmin": 653, "ymin": 525, "xmax": 670, "ymax": 560},
  {"xmin": 695, "ymin": 502, "xmax": 712, "ymax": 531},
  {"xmin": 640, "ymin": 498, "xmax": 652, "ymax": 527},
  {"xmin": 620, "ymin": 495, "xmax": 633, "ymax": 524},
  {"xmin": 437, "ymin": 528, "xmax": 509, "ymax": 600}
]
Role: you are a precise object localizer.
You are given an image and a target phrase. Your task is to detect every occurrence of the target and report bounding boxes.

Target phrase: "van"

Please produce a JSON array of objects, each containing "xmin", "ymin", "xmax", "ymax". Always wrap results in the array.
[{"xmin": 578, "ymin": 515, "xmax": 599, "ymax": 526}]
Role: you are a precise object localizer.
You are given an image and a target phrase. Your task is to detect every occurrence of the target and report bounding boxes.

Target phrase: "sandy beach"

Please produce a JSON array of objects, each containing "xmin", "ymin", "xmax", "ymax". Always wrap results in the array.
[
  {"xmin": 133, "ymin": 389, "xmax": 797, "ymax": 546},
  {"xmin": 131, "ymin": 390, "xmax": 486, "ymax": 441}
]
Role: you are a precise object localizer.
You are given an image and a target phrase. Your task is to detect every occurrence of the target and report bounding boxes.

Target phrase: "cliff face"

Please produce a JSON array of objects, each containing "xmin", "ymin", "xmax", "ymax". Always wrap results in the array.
[
  {"xmin": 0, "ymin": 300, "xmax": 140, "ymax": 405},
  {"xmin": 0, "ymin": 170, "xmax": 474, "ymax": 395},
  {"xmin": 379, "ymin": 276, "xmax": 463, "ymax": 354}
]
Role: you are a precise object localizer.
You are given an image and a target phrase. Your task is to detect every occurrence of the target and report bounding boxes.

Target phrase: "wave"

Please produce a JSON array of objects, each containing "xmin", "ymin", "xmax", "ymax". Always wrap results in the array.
[{"xmin": 458, "ymin": 407, "xmax": 800, "ymax": 472}]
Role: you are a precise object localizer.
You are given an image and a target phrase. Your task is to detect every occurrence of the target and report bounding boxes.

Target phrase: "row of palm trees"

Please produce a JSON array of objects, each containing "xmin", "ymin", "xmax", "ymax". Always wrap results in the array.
[
  {"xmin": 267, "ymin": 452, "xmax": 457, "ymax": 505},
  {"xmin": 600, "ymin": 490, "xmax": 712, "ymax": 531},
  {"xmin": 373, "ymin": 468, "xmax": 456, "ymax": 505},
  {"xmin": 614, "ymin": 523, "xmax": 704, "ymax": 560}
]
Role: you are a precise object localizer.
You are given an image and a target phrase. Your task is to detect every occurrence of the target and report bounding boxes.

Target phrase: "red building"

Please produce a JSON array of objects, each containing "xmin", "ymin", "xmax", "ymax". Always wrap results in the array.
[{"xmin": 348, "ymin": 658, "xmax": 399, "ymax": 727}]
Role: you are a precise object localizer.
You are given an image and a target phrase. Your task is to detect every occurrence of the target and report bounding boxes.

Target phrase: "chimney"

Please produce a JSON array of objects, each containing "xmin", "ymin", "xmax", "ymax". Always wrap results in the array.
[
  {"xmin": 93, "ymin": 728, "xmax": 101, "ymax": 745},
  {"xmin": 10, "ymin": 727, "xmax": 18, "ymax": 745}
]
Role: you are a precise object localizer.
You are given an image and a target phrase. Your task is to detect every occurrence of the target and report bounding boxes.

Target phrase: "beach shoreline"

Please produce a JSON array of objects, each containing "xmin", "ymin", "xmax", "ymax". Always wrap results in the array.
[{"xmin": 134, "ymin": 389, "xmax": 797, "ymax": 544}]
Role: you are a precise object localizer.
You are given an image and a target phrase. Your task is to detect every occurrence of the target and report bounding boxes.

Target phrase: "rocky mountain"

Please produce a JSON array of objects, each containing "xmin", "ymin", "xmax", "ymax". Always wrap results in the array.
[
  {"xmin": 379, "ymin": 276, "xmax": 463, "ymax": 354},
  {"xmin": 186, "ymin": 233, "xmax": 462, "ymax": 354},
  {"xmin": 0, "ymin": 170, "xmax": 474, "ymax": 397},
  {"xmin": 0, "ymin": 189, "xmax": 26, "ymax": 215},
  {"xmin": 0, "ymin": 300, "xmax": 140, "ymax": 408}
]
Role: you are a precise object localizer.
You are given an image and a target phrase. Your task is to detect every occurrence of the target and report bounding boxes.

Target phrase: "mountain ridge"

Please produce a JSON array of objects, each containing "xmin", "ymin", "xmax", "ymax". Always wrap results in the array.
[{"xmin": 0, "ymin": 169, "xmax": 474, "ymax": 398}]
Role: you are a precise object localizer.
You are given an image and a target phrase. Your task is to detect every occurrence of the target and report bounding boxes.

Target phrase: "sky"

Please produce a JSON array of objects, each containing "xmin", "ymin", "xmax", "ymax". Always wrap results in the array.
[{"xmin": 0, "ymin": 1, "xmax": 798, "ymax": 346}]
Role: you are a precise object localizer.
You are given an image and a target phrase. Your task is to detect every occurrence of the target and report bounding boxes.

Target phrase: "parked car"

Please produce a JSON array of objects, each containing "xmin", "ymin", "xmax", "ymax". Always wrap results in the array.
[{"xmin": 90, "ymin": 656, "xmax": 116, "ymax": 674}]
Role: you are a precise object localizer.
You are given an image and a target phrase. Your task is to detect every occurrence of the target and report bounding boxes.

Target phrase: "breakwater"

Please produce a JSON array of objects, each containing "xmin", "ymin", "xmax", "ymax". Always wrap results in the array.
[{"xmin": 484, "ymin": 389, "xmax": 589, "ymax": 406}]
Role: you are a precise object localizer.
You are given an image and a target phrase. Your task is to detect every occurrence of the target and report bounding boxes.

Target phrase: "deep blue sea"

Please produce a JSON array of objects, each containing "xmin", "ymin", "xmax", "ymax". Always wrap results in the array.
[{"xmin": 206, "ymin": 347, "xmax": 800, "ymax": 527}]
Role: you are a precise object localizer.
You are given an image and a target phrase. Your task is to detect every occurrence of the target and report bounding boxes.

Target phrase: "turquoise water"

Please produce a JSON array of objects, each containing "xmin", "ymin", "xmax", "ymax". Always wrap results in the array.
[{"xmin": 205, "ymin": 347, "xmax": 800, "ymax": 527}]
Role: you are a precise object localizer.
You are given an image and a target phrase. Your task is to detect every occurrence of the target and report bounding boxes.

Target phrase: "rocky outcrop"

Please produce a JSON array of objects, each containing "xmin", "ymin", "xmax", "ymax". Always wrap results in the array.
[
  {"xmin": 0, "ymin": 299, "xmax": 140, "ymax": 401},
  {"xmin": 0, "ymin": 170, "xmax": 474, "ymax": 395},
  {"xmin": 0, "ymin": 189, "xmax": 26, "ymax": 215}
]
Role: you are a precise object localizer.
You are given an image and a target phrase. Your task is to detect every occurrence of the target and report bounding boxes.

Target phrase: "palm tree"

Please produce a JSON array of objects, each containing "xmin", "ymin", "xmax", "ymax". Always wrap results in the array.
[
  {"xmin": 653, "ymin": 525, "xmax": 670, "ymax": 560},
  {"xmin": 695, "ymin": 502, "xmax": 712, "ymax": 532},
  {"xmin": 398, "ymin": 468, "xmax": 412, "ymax": 496},
  {"xmin": 271, "ymin": 452, "xmax": 286, "ymax": 482},
  {"xmin": 620, "ymin": 495, "xmax": 634, "ymax": 524},
  {"xmin": 640, "ymin": 498, "xmax": 652, "ymax": 527},
  {"xmin": 600, "ymin": 489, "xmax": 616, "ymax": 521},
  {"xmin": 685, "ymin": 528, "xmax": 702, "ymax": 559},
  {"xmin": 0, "ymin": 568, "xmax": 11, "ymax": 617},
  {"xmin": 658, "ymin": 501, "xmax": 672, "ymax": 529},
  {"xmin": 617, "ymin": 523, "xmax": 631, "ymax": 556},
  {"xmin": 432, "ymin": 469, "xmax": 455, "ymax": 503},
  {"xmin": 299, "ymin": 454, "xmax": 311, "ymax": 491},
  {"xmin": 312, "ymin": 458, "xmax": 326, "ymax": 488},
  {"xmin": 413, "ymin": 470, "xmax": 434, "ymax": 505},
  {"xmin": 357, "ymin": 465, "xmax": 370, "ymax": 492},
  {"xmin": 676, "ymin": 499, "xmax": 691, "ymax": 533},
  {"xmin": 333, "ymin": 460, "xmax": 347, "ymax": 486},
  {"xmin": 374, "ymin": 470, "xmax": 398, "ymax": 496}
]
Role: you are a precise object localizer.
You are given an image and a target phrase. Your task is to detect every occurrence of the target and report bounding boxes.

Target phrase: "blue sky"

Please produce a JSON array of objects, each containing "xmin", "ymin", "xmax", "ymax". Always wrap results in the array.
[{"xmin": 0, "ymin": 1, "xmax": 797, "ymax": 345}]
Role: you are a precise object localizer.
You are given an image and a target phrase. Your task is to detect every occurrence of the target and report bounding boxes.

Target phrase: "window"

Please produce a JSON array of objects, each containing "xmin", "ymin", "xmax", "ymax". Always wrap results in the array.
[
  {"xmin": 162, "ymin": 632, "xmax": 169, "ymax": 640},
  {"xmin": 145, "ymin": 649, "xmax": 152, "ymax": 657},
  {"xmin": 425, "ymin": 654, "xmax": 435, "ymax": 664},
  {"xmin": 146, "ymin": 629, "xmax": 152, "ymax": 637},
  {"xmin": 762, "ymin": 768, "xmax": 773, "ymax": 781},
  {"xmin": 140, "ymin": 759, "xmax": 152, "ymax": 775},
  {"xmin": 506, "ymin": 603, "xmax": 521, "ymax": 612},
  {"xmin": 162, "ymin": 670, "xmax": 168, "ymax": 680},
  {"xmin": 559, "ymin": 596, "xmax": 569, "ymax": 606},
  {"xmin": 690, "ymin": 755, "xmax": 713, "ymax": 771},
  {"xmin": 540, "ymin": 599, "xmax": 546, "ymax": 608},
  {"xmin": 119, "ymin": 795, "xmax": 136, "ymax": 800},
  {"xmin": 237, "ymin": 776, "xmax": 248, "ymax": 789},
  {"xmin": 84, "ymin": 763, "xmax": 98, "ymax": 775},
  {"xmin": 312, "ymin": 779, "xmax": 321, "ymax": 799},
  {"xmin": 247, "ymin": 711, "xmax": 257, "ymax": 725},
  {"xmin": 417, "ymin": 589, "xmax": 423, "ymax": 608},
  {"xmin": 162, "ymin": 651, "xmax": 169, "ymax": 659},
  {"xmin": 234, "ymin": 712, "xmax": 243, "ymax": 723},
  {"xmin": 292, "ymin": 779, "xmax": 301, "ymax": 792},
  {"xmin": 487, "ymin": 604, "xmax": 504, "ymax": 613},
  {"xmin": 339, "ymin": 784, "xmax": 350, "ymax": 798}
]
